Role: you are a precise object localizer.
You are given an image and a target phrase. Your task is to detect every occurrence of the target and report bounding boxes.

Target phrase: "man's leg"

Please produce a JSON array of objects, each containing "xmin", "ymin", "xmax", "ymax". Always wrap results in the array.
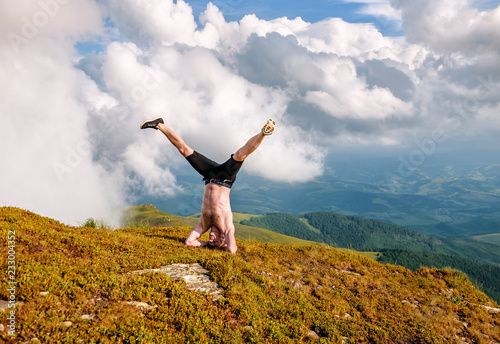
[
  {"xmin": 141, "ymin": 117, "xmax": 194, "ymax": 157},
  {"xmin": 157, "ymin": 123, "xmax": 194, "ymax": 158},
  {"xmin": 233, "ymin": 132, "xmax": 266, "ymax": 162},
  {"xmin": 233, "ymin": 119, "xmax": 275, "ymax": 162}
]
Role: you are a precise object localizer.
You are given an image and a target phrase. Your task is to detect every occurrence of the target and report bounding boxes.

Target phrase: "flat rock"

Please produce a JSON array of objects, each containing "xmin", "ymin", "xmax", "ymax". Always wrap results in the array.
[
  {"xmin": 480, "ymin": 305, "xmax": 500, "ymax": 314},
  {"xmin": 123, "ymin": 301, "xmax": 157, "ymax": 311},
  {"xmin": 307, "ymin": 330, "xmax": 320, "ymax": 339},
  {"xmin": 81, "ymin": 314, "xmax": 96, "ymax": 320},
  {"xmin": 0, "ymin": 301, "xmax": 23, "ymax": 312},
  {"xmin": 0, "ymin": 301, "xmax": 9, "ymax": 312},
  {"xmin": 130, "ymin": 263, "xmax": 224, "ymax": 300},
  {"xmin": 61, "ymin": 321, "xmax": 73, "ymax": 328}
]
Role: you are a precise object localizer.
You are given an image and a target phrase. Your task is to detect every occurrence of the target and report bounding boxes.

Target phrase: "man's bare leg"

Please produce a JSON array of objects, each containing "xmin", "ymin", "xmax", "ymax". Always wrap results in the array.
[
  {"xmin": 157, "ymin": 123, "xmax": 194, "ymax": 158},
  {"xmin": 233, "ymin": 120, "xmax": 275, "ymax": 162},
  {"xmin": 141, "ymin": 117, "xmax": 194, "ymax": 157},
  {"xmin": 233, "ymin": 132, "xmax": 266, "ymax": 162}
]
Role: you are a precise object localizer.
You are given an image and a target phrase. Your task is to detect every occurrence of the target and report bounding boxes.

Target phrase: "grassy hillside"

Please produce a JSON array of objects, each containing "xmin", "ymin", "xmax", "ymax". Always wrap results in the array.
[
  {"xmin": 2, "ymin": 206, "xmax": 499, "ymax": 343},
  {"xmin": 378, "ymin": 249, "xmax": 500, "ymax": 303},
  {"xmin": 240, "ymin": 212, "xmax": 500, "ymax": 303},
  {"xmin": 473, "ymin": 233, "xmax": 500, "ymax": 246},
  {"xmin": 123, "ymin": 205, "xmax": 375, "ymax": 260},
  {"xmin": 121, "ymin": 204, "xmax": 200, "ymax": 228}
]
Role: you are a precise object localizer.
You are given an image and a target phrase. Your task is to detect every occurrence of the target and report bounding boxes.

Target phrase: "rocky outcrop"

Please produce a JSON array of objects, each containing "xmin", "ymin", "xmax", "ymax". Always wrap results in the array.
[{"xmin": 130, "ymin": 263, "xmax": 224, "ymax": 300}]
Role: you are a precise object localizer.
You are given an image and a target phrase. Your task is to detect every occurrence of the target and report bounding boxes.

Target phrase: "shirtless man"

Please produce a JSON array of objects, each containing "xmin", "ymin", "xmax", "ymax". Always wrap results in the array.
[{"xmin": 140, "ymin": 117, "xmax": 275, "ymax": 254}]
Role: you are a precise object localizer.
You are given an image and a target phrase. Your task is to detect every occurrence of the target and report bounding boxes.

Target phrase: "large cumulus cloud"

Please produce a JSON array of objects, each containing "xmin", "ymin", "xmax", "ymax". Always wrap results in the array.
[{"xmin": 0, "ymin": 0, "xmax": 115, "ymax": 224}]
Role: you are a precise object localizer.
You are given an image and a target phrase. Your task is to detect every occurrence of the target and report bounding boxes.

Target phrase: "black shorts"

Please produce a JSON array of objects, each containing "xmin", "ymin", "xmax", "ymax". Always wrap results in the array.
[{"xmin": 186, "ymin": 151, "xmax": 243, "ymax": 188}]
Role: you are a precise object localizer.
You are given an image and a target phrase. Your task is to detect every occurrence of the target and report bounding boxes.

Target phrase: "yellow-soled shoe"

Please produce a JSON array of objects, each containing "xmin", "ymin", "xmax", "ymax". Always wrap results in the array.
[{"xmin": 262, "ymin": 119, "xmax": 275, "ymax": 135}]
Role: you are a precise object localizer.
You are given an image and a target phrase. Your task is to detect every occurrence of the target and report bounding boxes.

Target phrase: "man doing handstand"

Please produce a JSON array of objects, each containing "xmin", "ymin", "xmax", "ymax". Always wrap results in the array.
[{"xmin": 140, "ymin": 117, "xmax": 275, "ymax": 254}]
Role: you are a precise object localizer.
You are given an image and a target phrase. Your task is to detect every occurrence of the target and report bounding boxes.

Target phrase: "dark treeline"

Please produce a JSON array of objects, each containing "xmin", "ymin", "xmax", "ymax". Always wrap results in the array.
[
  {"xmin": 242, "ymin": 211, "xmax": 441, "ymax": 251},
  {"xmin": 241, "ymin": 212, "xmax": 323, "ymax": 242},
  {"xmin": 303, "ymin": 211, "xmax": 441, "ymax": 251}
]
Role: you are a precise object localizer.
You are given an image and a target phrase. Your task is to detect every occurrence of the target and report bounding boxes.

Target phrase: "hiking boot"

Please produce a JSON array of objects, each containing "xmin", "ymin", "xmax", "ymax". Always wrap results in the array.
[
  {"xmin": 262, "ymin": 119, "xmax": 275, "ymax": 135},
  {"xmin": 140, "ymin": 117, "xmax": 164, "ymax": 130}
]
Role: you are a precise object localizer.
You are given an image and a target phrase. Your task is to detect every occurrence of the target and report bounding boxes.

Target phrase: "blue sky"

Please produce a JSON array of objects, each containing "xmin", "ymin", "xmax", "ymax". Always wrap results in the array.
[
  {"xmin": 189, "ymin": 0, "xmax": 367, "ymax": 23},
  {"xmin": 187, "ymin": 0, "xmax": 403, "ymax": 35}
]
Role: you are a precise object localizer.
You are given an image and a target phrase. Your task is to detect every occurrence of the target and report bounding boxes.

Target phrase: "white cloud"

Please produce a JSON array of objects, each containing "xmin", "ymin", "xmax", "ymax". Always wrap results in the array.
[
  {"xmin": 344, "ymin": 0, "xmax": 401, "ymax": 20},
  {"xmin": 244, "ymin": 126, "xmax": 327, "ymax": 183},
  {"xmin": 0, "ymin": 0, "xmax": 119, "ymax": 225},
  {"xmin": 392, "ymin": 0, "xmax": 500, "ymax": 55},
  {"xmin": 295, "ymin": 18, "xmax": 388, "ymax": 56},
  {"xmin": 104, "ymin": 0, "xmax": 197, "ymax": 46},
  {"xmin": 359, "ymin": 2, "xmax": 401, "ymax": 20},
  {"xmin": 342, "ymin": 0, "xmax": 402, "ymax": 33}
]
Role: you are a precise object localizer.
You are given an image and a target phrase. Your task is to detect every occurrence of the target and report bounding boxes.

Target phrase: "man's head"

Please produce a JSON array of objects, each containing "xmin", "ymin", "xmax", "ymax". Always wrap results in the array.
[{"xmin": 209, "ymin": 226, "xmax": 226, "ymax": 248}]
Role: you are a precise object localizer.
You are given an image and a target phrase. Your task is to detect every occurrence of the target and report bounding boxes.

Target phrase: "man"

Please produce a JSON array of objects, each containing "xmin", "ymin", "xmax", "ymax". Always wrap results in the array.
[{"xmin": 140, "ymin": 116, "xmax": 275, "ymax": 254}]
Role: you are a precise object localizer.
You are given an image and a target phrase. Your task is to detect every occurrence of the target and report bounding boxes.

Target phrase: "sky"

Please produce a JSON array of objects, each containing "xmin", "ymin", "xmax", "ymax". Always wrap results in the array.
[{"xmin": 1, "ymin": 0, "xmax": 499, "ymax": 225}]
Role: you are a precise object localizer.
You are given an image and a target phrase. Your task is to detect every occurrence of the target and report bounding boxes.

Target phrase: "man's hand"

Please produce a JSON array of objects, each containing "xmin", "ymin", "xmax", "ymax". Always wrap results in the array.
[{"xmin": 208, "ymin": 230, "xmax": 226, "ymax": 248}]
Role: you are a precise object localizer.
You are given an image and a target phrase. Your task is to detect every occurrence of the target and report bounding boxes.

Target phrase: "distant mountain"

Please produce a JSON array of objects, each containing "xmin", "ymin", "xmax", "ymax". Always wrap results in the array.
[{"xmin": 229, "ymin": 165, "xmax": 500, "ymax": 239}]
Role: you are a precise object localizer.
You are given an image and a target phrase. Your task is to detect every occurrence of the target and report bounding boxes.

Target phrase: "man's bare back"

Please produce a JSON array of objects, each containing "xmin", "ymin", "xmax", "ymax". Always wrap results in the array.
[{"xmin": 140, "ymin": 117, "xmax": 275, "ymax": 254}]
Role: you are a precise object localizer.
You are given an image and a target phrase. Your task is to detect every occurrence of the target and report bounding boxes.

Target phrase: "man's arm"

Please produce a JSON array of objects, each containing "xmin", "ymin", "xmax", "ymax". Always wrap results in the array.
[
  {"xmin": 223, "ymin": 225, "xmax": 237, "ymax": 254},
  {"xmin": 224, "ymin": 234, "xmax": 237, "ymax": 254},
  {"xmin": 185, "ymin": 222, "xmax": 209, "ymax": 247}
]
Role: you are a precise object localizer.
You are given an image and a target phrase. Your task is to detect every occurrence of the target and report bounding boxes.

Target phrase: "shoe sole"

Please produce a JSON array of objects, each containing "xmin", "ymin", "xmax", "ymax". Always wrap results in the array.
[
  {"xmin": 140, "ymin": 116, "xmax": 163, "ymax": 129},
  {"xmin": 262, "ymin": 119, "xmax": 275, "ymax": 135}
]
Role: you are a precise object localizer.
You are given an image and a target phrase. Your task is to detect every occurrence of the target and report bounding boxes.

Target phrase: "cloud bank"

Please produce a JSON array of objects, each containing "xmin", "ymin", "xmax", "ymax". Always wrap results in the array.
[{"xmin": 1, "ymin": 0, "xmax": 499, "ymax": 224}]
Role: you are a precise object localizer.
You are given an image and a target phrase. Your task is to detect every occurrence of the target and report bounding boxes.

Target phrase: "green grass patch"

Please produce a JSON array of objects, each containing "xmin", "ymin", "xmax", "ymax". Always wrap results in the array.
[{"xmin": 472, "ymin": 233, "xmax": 500, "ymax": 246}]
